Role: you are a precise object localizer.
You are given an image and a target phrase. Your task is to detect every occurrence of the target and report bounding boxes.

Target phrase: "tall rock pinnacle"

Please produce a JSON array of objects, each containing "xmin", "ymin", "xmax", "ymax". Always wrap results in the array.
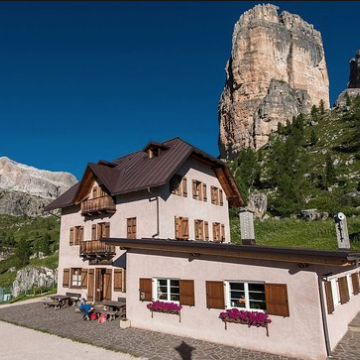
[{"xmin": 218, "ymin": 4, "xmax": 329, "ymax": 158}]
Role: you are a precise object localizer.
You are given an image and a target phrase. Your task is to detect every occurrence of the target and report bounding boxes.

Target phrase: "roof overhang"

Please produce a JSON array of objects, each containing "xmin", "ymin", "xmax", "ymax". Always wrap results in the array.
[{"xmin": 101, "ymin": 238, "xmax": 360, "ymax": 267}]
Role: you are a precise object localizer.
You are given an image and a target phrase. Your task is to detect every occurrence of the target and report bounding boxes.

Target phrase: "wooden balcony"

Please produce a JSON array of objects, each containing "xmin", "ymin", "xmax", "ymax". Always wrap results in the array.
[
  {"xmin": 80, "ymin": 240, "xmax": 116, "ymax": 260},
  {"xmin": 81, "ymin": 195, "xmax": 116, "ymax": 216}
]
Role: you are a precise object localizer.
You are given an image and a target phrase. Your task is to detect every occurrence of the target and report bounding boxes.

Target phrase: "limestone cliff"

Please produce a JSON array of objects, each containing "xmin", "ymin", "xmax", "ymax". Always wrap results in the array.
[
  {"xmin": 335, "ymin": 48, "xmax": 360, "ymax": 108},
  {"xmin": 218, "ymin": 4, "xmax": 329, "ymax": 158},
  {"xmin": 0, "ymin": 157, "xmax": 77, "ymax": 216}
]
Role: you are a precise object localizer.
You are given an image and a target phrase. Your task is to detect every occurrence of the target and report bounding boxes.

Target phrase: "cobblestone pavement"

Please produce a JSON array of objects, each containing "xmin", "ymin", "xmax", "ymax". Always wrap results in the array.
[{"xmin": 0, "ymin": 302, "xmax": 359, "ymax": 360}]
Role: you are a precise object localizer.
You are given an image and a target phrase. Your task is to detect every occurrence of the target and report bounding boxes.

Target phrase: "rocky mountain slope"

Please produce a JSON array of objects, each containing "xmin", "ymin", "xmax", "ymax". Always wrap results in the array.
[
  {"xmin": 218, "ymin": 3, "xmax": 329, "ymax": 159},
  {"xmin": 0, "ymin": 157, "xmax": 77, "ymax": 216}
]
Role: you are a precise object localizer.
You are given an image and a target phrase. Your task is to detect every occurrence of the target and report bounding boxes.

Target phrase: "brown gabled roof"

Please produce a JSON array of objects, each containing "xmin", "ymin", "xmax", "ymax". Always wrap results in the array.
[{"xmin": 45, "ymin": 137, "xmax": 244, "ymax": 211}]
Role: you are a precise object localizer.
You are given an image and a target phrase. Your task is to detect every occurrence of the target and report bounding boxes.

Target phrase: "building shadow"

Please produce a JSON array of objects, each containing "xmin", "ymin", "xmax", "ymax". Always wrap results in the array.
[{"xmin": 175, "ymin": 341, "xmax": 196, "ymax": 360}]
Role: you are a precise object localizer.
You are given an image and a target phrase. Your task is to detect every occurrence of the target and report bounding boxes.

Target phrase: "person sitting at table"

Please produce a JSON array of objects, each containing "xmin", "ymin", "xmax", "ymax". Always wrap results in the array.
[{"xmin": 78, "ymin": 298, "xmax": 94, "ymax": 321}]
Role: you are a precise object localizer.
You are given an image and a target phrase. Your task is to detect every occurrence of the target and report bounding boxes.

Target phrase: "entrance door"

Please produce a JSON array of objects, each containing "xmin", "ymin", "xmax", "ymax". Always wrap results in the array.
[{"xmin": 95, "ymin": 268, "xmax": 112, "ymax": 302}]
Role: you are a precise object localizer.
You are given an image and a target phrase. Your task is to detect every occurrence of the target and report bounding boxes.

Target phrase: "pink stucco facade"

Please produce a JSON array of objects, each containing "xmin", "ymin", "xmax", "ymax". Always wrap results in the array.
[
  {"xmin": 125, "ymin": 250, "xmax": 360, "ymax": 360},
  {"xmin": 56, "ymin": 156, "xmax": 231, "ymax": 299}
]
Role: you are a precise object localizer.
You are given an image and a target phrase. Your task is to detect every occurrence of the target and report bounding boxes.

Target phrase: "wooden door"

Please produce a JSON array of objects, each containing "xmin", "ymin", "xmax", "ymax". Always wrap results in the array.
[
  {"xmin": 103, "ymin": 269, "xmax": 112, "ymax": 301},
  {"xmin": 95, "ymin": 268, "xmax": 104, "ymax": 302},
  {"xmin": 87, "ymin": 269, "xmax": 94, "ymax": 301}
]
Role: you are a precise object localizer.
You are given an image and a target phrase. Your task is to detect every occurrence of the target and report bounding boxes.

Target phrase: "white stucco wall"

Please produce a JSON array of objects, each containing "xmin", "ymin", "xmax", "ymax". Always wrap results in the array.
[
  {"xmin": 57, "ymin": 156, "xmax": 231, "ymax": 297},
  {"xmin": 322, "ymin": 268, "xmax": 360, "ymax": 350},
  {"xmin": 126, "ymin": 250, "xmax": 329, "ymax": 360}
]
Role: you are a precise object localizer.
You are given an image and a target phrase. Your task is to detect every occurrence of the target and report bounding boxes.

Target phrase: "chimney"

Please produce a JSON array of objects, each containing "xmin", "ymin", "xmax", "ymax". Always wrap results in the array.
[
  {"xmin": 334, "ymin": 212, "xmax": 350, "ymax": 249},
  {"xmin": 239, "ymin": 209, "xmax": 255, "ymax": 245}
]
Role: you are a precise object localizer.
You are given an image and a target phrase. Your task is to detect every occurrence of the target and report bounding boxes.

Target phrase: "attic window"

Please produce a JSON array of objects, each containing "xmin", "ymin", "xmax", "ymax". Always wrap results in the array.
[{"xmin": 148, "ymin": 147, "xmax": 161, "ymax": 159}]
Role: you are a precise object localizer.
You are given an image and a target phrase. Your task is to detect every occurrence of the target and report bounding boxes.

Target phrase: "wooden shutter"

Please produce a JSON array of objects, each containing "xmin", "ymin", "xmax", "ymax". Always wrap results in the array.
[
  {"xmin": 265, "ymin": 283, "xmax": 289, "ymax": 317},
  {"xmin": 339, "ymin": 277, "xmax": 350, "ymax": 304},
  {"xmin": 97, "ymin": 223, "xmax": 102, "ymax": 239},
  {"xmin": 219, "ymin": 189, "xmax": 223, "ymax": 206},
  {"xmin": 182, "ymin": 218, "xmax": 189, "ymax": 239},
  {"xmin": 79, "ymin": 226, "xmax": 84, "ymax": 241},
  {"xmin": 221, "ymin": 224, "xmax": 225, "ymax": 241},
  {"xmin": 180, "ymin": 280, "xmax": 195, "ymax": 306},
  {"xmin": 63, "ymin": 269, "xmax": 70, "ymax": 288},
  {"xmin": 203, "ymin": 184, "xmax": 207, "ymax": 202},
  {"xmin": 132, "ymin": 218, "xmax": 136, "ymax": 239},
  {"xmin": 114, "ymin": 269, "xmax": 123, "ymax": 292},
  {"xmin": 123, "ymin": 269, "xmax": 126, "ymax": 293},
  {"xmin": 324, "ymin": 281, "xmax": 334, "ymax": 314},
  {"xmin": 69, "ymin": 228, "xmax": 74, "ymax": 246},
  {"xmin": 182, "ymin": 177, "xmax": 187, "ymax": 197},
  {"xmin": 206, "ymin": 281, "xmax": 225, "ymax": 309},
  {"xmin": 352, "ymin": 273, "xmax": 360, "ymax": 295},
  {"xmin": 87, "ymin": 269, "xmax": 94, "ymax": 301},
  {"xmin": 198, "ymin": 182, "xmax": 203, "ymax": 201},
  {"xmin": 204, "ymin": 221, "xmax": 209, "ymax": 240},
  {"xmin": 192, "ymin": 180, "xmax": 196, "ymax": 199},
  {"xmin": 91, "ymin": 225, "xmax": 96, "ymax": 240},
  {"xmin": 104, "ymin": 222, "xmax": 110, "ymax": 238},
  {"xmin": 81, "ymin": 269, "xmax": 88, "ymax": 289},
  {"xmin": 194, "ymin": 220, "xmax": 199, "ymax": 240},
  {"xmin": 139, "ymin": 278, "xmax": 152, "ymax": 301},
  {"xmin": 175, "ymin": 216, "xmax": 181, "ymax": 239},
  {"xmin": 104, "ymin": 269, "xmax": 112, "ymax": 301}
]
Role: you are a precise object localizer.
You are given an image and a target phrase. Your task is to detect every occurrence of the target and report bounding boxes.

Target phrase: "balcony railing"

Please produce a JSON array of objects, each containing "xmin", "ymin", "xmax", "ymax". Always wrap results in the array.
[
  {"xmin": 80, "ymin": 240, "xmax": 116, "ymax": 259},
  {"xmin": 81, "ymin": 195, "xmax": 116, "ymax": 216}
]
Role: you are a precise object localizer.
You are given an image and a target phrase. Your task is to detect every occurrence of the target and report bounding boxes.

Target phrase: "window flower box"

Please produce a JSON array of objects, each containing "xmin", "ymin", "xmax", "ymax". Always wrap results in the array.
[
  {"xmin": 147, "ymin": 301, "xmax": 182, "ymax": 322},
  {"xmin": 219, "ymin": 309, "xmax": 271, "ymax": 336}
]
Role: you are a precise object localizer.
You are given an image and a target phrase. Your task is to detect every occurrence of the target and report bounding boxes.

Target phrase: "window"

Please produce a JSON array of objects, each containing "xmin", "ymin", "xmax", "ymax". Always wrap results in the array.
[
  {"xmin": 91, "ymin": 222, "xmax": 110, "ymax": 240},
  {"xmin": 192, "ymin": 180, "xmax": 203, "ymax": 200},
  {"xmin": 211, "ymin": 186, "xmax": 219, "ymax": 205},
  {"xmin": 92, "ymin": 185, "xmax": 106, "ymax": 198},
  {"xmin": 170, "ymin": 175, "xmax": 187, "ymax": 197},
  {"xmin": 154, "ymin": 279, "xmax": 180, "ymax": 303},
  {"xmin": 175, "ymin": 216, "xmax": 189, "ymax": 239},
  {"xmin": 127, "ymin": 218, "xmax": 137, "ymax": 239},
  {"xmin": 194, "ymin": 219, "xmax": 204, "ymax": 240},
  {"xmin": 213, "ymin": 222, "xmax": 222, "ymax": 242},
  {"xmin": 225, "ymin": 282, "xmax": 266, "ymax": 311},
  {"xmin": 69, "ymin": 226, "xmax": 84, "ymax": 245},
  {"xmin": 71, "ymin": 268, "xmax": 82, "ymax": 288}
]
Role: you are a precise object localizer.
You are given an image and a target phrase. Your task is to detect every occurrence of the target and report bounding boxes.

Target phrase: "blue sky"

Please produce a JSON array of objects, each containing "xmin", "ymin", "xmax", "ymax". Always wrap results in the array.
[{"xmin": 0, "ymin": 1, "xmax": 359, "ymax": 180}]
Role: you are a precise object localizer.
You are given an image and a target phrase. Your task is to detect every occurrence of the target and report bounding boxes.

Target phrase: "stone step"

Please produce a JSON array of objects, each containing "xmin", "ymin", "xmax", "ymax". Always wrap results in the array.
[{"xmin": 348, "ymin": 325, "xmax": 360, "ymax": 333}]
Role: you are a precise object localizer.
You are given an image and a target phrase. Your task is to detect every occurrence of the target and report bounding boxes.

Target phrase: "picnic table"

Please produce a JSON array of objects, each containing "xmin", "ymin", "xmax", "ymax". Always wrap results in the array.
[
  {"xmin": 101, "ymin": 300, "xmax": 126, "ymax": 318},
  {"xmin": 50, "ymin": 295, "xmax": 70, "ymax": 307},
  {"xmin": 94, "ymin": 300, "xmax": 126, "ymax": 321}
]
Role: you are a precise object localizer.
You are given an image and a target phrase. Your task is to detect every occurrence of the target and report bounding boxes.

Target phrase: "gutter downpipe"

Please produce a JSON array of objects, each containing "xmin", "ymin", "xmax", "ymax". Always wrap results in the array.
[
  {"xmin": 147, "ymin": 187, "xmax": 159, "ymax": 238},
  {"xmin": 318, "ymin": 275, "xmax": 332, "ymax": 357}
]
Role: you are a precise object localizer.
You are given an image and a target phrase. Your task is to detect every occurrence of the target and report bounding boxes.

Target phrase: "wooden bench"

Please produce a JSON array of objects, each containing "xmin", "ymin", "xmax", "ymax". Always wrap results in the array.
[
  {"xmin": 42, "ymin": 299, "xmax": 63, "ymax": 310},
  {"xmin": 65, "ymin": 292, "xmax": 82, "ymax": 305}
]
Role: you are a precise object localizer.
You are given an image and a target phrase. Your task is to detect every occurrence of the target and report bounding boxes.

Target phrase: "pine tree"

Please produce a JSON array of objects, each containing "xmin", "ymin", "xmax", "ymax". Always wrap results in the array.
[
  {"xmin": 319, "ymin": 99, "xmax": 325, "ymax": 115},
  {"xmin": 311, "ymin": 104, "xmax": 318, "ymax": 117},
  {"xmin": 15, "ymin": 237, "xmax": 31, "ymax": 268},
  {"xmin": 345, "ymin": 92, "xmax": 352, "ymax": 106},
  {"xmin": 40, "ymin": 232, "xmax": 51, "ymax": 255},
  {"xmin": 310, "ymin": 130, "xmax": 318, "ymax": 145},
  {"xmin": 325, "ymin": 154, "xmax": 336, "ymax": 187}
]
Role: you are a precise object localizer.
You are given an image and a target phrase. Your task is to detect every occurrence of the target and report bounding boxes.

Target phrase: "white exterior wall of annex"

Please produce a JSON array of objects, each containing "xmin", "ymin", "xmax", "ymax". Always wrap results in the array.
[
  {"xmin": 322, "ymin": 267, "xmax": 360, "ymax": 351},
  {"xmin": 126, "ymin": 250, "xmax": 328, "ymax": 360}
]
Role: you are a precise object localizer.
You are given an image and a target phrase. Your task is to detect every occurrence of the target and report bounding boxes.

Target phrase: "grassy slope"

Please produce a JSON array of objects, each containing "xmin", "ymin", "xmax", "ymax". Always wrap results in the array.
[{"xmin": 231, "ymin": 216, "xmax": 360, "ymax": 250}]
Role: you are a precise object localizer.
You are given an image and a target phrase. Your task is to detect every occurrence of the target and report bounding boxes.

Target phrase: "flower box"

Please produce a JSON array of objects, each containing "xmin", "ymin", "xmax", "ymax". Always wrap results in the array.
[
  {"xmin": 219, "ymin": 309, "xmax": 271, "ymax": 336},
  {"xmin": 147, "ymin": 301, "xmax": 182, "ymax": 322}
]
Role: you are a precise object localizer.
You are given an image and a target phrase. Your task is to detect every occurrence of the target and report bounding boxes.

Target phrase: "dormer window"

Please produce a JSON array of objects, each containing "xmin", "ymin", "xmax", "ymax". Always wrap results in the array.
[
  {"xmin": 143, "ymin": 141, "xmax": 169, "ymax": 159},
  {"xmin": 148, "ymin": 147, "xmax": 160, "ymax": 159}
]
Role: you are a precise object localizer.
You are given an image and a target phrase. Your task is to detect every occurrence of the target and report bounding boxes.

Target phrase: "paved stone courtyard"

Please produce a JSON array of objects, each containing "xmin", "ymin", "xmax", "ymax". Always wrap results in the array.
[{"xmin": 0, "ymin": 302, "xmax": 359, "ymax": 360}]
